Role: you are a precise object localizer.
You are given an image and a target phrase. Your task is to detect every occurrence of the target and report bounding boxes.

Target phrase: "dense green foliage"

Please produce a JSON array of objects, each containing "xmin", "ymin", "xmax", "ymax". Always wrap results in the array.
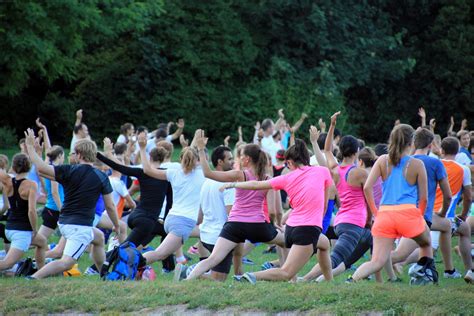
[{"xmin": 1, "ymin": 0, "xmax": 473, "ymax": 145}]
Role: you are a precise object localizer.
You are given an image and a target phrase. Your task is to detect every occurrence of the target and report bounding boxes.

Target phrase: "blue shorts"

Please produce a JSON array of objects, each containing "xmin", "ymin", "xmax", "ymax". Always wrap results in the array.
[
  {"xmin": 164, "ymin": 215, "xmax": 196, "ymax": 243},
  {"xmin": 5, "ymin": 230, "xmax": 32, "ymax": 252}
]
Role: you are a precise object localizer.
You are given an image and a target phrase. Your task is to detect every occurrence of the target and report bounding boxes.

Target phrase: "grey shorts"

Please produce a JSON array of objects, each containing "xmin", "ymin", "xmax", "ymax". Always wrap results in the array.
[{"xmin": 164, "ymin": 215, "xmax": 196, "ymax": 243}]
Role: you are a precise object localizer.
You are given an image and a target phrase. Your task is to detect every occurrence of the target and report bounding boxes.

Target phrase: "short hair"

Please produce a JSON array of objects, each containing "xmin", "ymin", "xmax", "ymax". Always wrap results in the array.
[
  {"xmin": 0, "ymin": 154, "xmax": 9, "ymax": 170},
  {"xmin": 120, "ymin": 123, "xmax": 134, "ymax": 135},
  {"xmin": 374, "ymin": 143, "xmax": 388, "ymax": 156},
  {"xmin": 317, "ymin": 133, "xmax": 327, "ymax": 150},
  {"xmin": 334, "ymin": 128, "xmax": 342, "ymax": 138},
  {"xmin": 155, "ymin": 128, "xmax": 168, "ymax": 140},
  {"xmin": 114, "ymin": 143, "xmax": 127, "ymax": 155},
  {"xmin": 18, "ymin": 138, "xmax": 26, "ymax": 146},
  {"xmin": 136, "ymin": 126, "xmax": 148, "ymax": 134},
  {"xmin": 150, "ymin": 147, "xmax": 167, "ymax": 163},
  {"xmin": 414, "ymin": 128, "xmax": 434, "ymax": 150},
  {"xmin": 261, "ymin": 119, "xmax": 273, "ymax": 131},
  {"xmin": 46, "ymin": 145, "xmax": 64, "ymax": 162},
  {"xmin": 12, "ymin": 153, "xmax": 31, "ymax": 174},
  {"xmin": 211, "ymin": 146, "xmax": 231, "ymax": 168},
  {"xmin": 458, "ymin": 130, "xmax": 469, "ymax": 139},
  {"xmin": 441, "ymin": 137, "xmax": 460, "ymax": 156},
  {"xmin": 74, "ymin": 139, "xmax": 98, "ymax": 163}
]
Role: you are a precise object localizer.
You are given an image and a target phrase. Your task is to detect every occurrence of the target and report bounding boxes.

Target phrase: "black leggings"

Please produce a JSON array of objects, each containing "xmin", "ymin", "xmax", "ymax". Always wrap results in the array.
[
  {"xmin": 127, "ymin": 213, "xmax": 174, "ymax": 271},
  {"xmin": 330, "ymin": 223, "xmax": 364, "ymax": 269},
  {"xmin": 343, "ymin": 228, "xmax": 373, "ymax": 268}
]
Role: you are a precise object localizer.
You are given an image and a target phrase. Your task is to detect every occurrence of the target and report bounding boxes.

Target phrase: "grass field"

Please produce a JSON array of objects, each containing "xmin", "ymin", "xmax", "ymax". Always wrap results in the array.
[{"xmin": 0, "ymin": 147, "xmax": 473, "ymax": 315}]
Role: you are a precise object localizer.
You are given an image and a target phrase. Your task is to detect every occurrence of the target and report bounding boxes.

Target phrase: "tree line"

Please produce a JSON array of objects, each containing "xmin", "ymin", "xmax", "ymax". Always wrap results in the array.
[{"xmin": 1, "ymin": 0, "xmax": 473, "ymax": 146}]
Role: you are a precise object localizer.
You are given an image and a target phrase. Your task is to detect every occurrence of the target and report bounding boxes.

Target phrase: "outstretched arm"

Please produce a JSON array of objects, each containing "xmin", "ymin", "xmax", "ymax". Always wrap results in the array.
[
  {"xmin": 170, "ymin": 119, "xmax": 185, "ymax": 141},
  {"xmin": 28, "ymin": 182, "xmax": 38, "ymax": 234},
  {"xmin": 223, "ymin": 180, "xmax": 272, "ymax": 191},
  {"xmin": 138, "ymin": 133, "xmax": 167, "ymax": 180},
  {"xmin": 418, "ymin": 107, "xmax": 426, "ymax": 127},
  {"xmin": 290, "ymin": 113, "xmax": 308, "ymax": 134},
  {"xmin": 309, "ymin": 125, "xmax": 326, "ymax": 167},
  {"xmin": 324, "ymin": 112, "xmax": 340, "ymax": 170},
  {"xmin": 36, "ymin": 118, "xmax": 51, "ymax": 151},
  {"xmin": 195, "ymin": 130, "xmax": 243, "ymax": 182},
  {"xmin": 24, "ymin": 129, "xmax": 55, "ymax": 179}
]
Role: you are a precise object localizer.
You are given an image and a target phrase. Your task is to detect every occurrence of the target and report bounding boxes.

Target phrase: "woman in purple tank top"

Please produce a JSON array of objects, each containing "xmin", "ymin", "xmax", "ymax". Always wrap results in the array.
[{"xmin": 185, "ymin": 130, "xmax": 285, "ymax": 281}]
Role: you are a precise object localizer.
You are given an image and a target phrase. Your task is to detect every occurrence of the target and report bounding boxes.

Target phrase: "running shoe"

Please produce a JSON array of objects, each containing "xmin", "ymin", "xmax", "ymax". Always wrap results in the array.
[
  {"xmin": 242, "ymin": 257, "xmax": 254, "ymax": 265},
  {"xmin": 387, "ymin": 277, "xmax": 403, "ymax": 283},
  {"xmin": 443, "ymin": 270, "xmax": 462, "ymax": 279},
  {"xmin": 345, "ymin": 276, "xmax": 355, "ymax": 284},
  {"xmin": 233, "ymin": 275, "xmax": 243, "ymax": 281},
  {"xmin": 84, "ymin": 266, "xmax": 100, "ymax": 276},
  {"xmin": 107, "ymin": 236, "xmax": 120, "ymax": 252},
  {"xmin": 173, "ymin": 263, "xmax": 188, "ymax": 282},
  {"xmin": 261, "ymin": 261, "xmax": 275, "ymax": 271},
  {"xmin": 408, "ymin": 261, "xmax": 438, "ymax": 285},
  {"xmin": 464, "ymin": 270, "xmax": 474, "ymax": 284},
  {"xmin": 241, "ymin": 272, "xmax": 257, "ymax": 285},
  {"xmin": 161, "ymin": 268, "xmax": 173, "ymax": 274},
  {"xmin": 187, "ymin": 246, "xmax": 199, "ymax": 255}
]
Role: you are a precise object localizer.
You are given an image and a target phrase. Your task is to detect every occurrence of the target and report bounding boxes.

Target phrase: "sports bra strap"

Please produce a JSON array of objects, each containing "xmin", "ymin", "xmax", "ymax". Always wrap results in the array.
[{"xmin": 345, "ymin": 165, "xmax": 357, "ymax": 182}]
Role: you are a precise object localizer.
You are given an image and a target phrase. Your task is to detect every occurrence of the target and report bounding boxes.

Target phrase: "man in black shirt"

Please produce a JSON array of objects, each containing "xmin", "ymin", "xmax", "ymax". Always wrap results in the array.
[{"xmin": 24, "ymin": 129, "xmax": 120, "ymax": 279}]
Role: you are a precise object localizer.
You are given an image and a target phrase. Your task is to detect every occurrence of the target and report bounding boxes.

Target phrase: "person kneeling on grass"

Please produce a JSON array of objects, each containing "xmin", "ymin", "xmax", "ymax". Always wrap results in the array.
[
  {"xmin": 224, "ymin": 133, "xmax": 334, "ymax": 284},
  {"xmin": 24, "ymin": 129, "xmax": 120, "ymax": 279}
]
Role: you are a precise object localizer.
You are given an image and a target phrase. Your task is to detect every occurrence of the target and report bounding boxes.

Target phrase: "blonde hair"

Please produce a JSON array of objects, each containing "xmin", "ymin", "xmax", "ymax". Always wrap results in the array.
[
  {"xmin": 156, "ymin": 140, "xmax": 173, "ymax": 160},
  {"xmin": 180, "ymin": 147, "xmax": 198, "ymax": 174},
  {"xmin": 388, "ymin": 124, "xmax": 414, "ymax": 166},
  {"xmin": 74, "ymin": 139, "xmax": 98, "ymax": 163}
]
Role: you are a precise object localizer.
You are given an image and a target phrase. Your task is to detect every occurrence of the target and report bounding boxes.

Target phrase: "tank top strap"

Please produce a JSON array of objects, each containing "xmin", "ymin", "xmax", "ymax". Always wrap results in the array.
[
  {"xmin": 344, "ymin": 165, "xmax": 357, "ymax": 182},
  {"xmin": 12, "ymin": 178, "xmax": 25, "ymax": 198}
]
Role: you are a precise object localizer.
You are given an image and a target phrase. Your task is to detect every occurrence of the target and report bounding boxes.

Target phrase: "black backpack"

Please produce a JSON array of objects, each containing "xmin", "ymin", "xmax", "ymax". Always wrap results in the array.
[{"xmin": 15, "ymin": 258, "xmax": 37, "ymax": 277}]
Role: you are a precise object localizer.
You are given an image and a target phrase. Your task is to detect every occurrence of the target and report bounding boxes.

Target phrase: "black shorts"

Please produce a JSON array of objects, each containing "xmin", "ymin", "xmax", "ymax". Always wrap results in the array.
[
  {"xmin": 425, "ymin": 220, "xmax": 432, "ymax": 229},
  {"xmin": 41, "ymin": 207, "xmax": 60, "ymax": 230},
  {"xmin": 0, "ymin": 223, "xmax": 10, "ymax": 244},
  {"xmin": 201, "ymin": 242, "xmax": 233, "ymax": 274},
  {"xmin": 219, "ymin": 222, "xmax": 278, "ymax": 244},
  {"xmin": 285, "ymin": 225, "xmax": 321, "ymax": 254},
  {"xmin": 325, "ymin": 225, "xmax": 337, "ymax": 240}
]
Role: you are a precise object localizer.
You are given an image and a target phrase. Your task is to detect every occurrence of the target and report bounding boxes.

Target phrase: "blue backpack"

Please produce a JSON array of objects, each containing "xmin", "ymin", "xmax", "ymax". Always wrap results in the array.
[{"xmin": 100, "ymin": 241, "xmax": 146, "ymax": 281}]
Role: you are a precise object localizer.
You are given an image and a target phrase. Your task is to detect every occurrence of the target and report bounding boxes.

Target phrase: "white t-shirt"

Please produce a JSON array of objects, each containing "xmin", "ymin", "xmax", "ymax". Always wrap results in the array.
[
  {"xmin": 70, "ymin": 133, "xmax": 78, "ymax": 153},
  {"xmin": 146, "ymin": 135, "xmax": 173, "ymax": 153},
  {"xmin": 158, "ymin": 162, "xmax": 182, "ymax": 219},
  {"xmin": 116, "ymin": 134, "xmax": 127, "ymax": 144},
  {"xmin": 199, "ymin": 179, "xmax": 235, "ymax": 245},
  {"xmin": 166, "ymin": 167, "xmax": 205, "ymax": 221},
  {"xmin": 261, "ymin": 136, "xmax": 282, "ymax": 164},
  {"xmin": 109, "ymin": 177, "xmax": 130, "ymax": 206},
  {"xmin": 455, "ymin": 152, "xmax": 472, "ymax": 166}
]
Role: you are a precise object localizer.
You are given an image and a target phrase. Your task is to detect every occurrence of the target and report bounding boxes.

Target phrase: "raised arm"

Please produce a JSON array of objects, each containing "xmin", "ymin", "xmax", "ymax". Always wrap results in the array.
[
  {"xmin": 36, "ymin": 118, "xmax": 51, "ymax": 151},
  {"xmin": 324, "ymin": 112, "xmax": 341, "ymax": 170},
  {"xmin": 274, "ymin": 109, "xmax": 285, "ymax": 131},
  {"xmin": 24, "ymin": 129, "xmax": 55, "ymax": 179},
  {"xmin": 309, "ymin": 125, "xmax": 326, "ymax": 167},
  {"xmin": 74, "ymin": 109, "xmax": 83, "ymax": 128},
  {"xmin": 138, "ymin": 133, "xmax": 167, "ymax": 180},
  {"xmin": 195, "ymin": 130, "xmax": 243, "ymax": 182},
  {"xmin": 291, "ymin": 113, "xmax": 308, "ymax": 134},
  {"xmin": 418, "ymin": 107, "xmax": 426, "ymax": 127},
  {"xmin": 169, "ymin": 118, "xmax": 185, "ymax": 141},
  {"xmin": 224, "ymin": 180, "xmax": 272, "ymax": 191},
  {"xmin": 447, "ymin": 116, "xmax": 454, "ymax": 135}
]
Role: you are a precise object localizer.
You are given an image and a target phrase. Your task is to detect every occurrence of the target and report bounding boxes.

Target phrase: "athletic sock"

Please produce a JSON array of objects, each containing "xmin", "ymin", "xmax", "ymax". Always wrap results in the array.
[
  {"xmin": 417, "ymin": 256, "xmax": 429, "ymax": 266},
  {"xmin": 444, "ymin": 269, "xmax": 455, "ymax": 274}
]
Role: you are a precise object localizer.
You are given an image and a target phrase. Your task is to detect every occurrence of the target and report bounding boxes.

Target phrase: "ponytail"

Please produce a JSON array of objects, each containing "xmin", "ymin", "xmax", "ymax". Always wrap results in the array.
[
  {"xmin": 180, "ymin": 147, "xmax": 198, "ymax": 174},
  {"xmin": 243, "ymin": 144, "xmax": 268, "ymax": 180},
  {"xmin": 285, "ymin": 138, "xmax": 310, "ymax": 166},
  {"xmin": 46, "ymin": 145, "xmax": 64, "ymax": 162},
  {"xmin": 358, "ymin": 147, "xmax": 377, "ymax": 167},
  {"xmin": 388, "ymin": 124, "xmax": 414, "ymax": 166}
]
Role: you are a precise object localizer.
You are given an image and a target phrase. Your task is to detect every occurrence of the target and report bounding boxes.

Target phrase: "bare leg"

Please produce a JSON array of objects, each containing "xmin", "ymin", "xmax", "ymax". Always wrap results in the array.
[
  {"xmin": 38, "ymin": 225, "xmax": 55, "ymax": 240},
  {"xmin": 32, "ymin": 255, "xmax": 76, "ymax": 279},
  {"xmin": 431, "ymin": 215, "xmax": 454, "ymax": 271},
  {"xmin": 457, "ymin": 222, "xmax": 473, "ymax": 272},
  {"xmin": 90, "ymin": 228, "xmax": 105, "ymax": 271},
  {"xmin": 352, "ymin": 237, "xmax": 394, "ymax": 281},
  {"xmin": 31, "ymin": 233, "xmax": 47, "ymax": 269},
  {"xmin": 187, "ymin": 237, "xmax": 237, "ymax": 280},
  {"xmin": 233, "ymin": 243, "xmax": 244, "ymax": 276},
  {"xmin": 45, "ymin": 237, "xmax": 66, "ymax": 259},
  {"xmin": 0, "ymin": 248, "xmax": 24, "ymax": 271},
  {"xmin": 144, "ymin": 233, "xmax": 183, "ymax": 264}
]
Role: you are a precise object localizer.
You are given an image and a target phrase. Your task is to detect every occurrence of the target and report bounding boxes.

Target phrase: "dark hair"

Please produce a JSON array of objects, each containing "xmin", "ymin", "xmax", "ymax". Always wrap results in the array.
[
  {"xmin": 12, "ymin": 153, "xmax": 31, "ymax": 174},
  {"xmin": 359, "ymin": 147, "xmax": 377, "ymax": 167},
  {"xmin": 18, "ymin": 138, "xmax": 26, "ymax": 146},
  {"xmin": 211, "ymin": 146, "xmax": 232, "ymax": 168},
  {"xmin": 155, "ymin": 128, "xmax": 168, "ymax": 140},
  {"xmin": 441, "ymin": 137, "xmax": 460, "ymax": 156},
  {"xmin": 73, "ymin": 123, "xmax": 84, "ymax": 134},
  {"xmin": 374, "ymin": 143, "xmax": 388, "ymax": 156},
  {"xmin": 339, "ymin": 135, "xmax": 360, "ymax": 158},
  {"xmin": 243, "ymin": 144, "xmax": 268, "ymax": 180},
  {"xmin": 120, "ymin": 123, "xmax": 134, "ymax": 136},
  {"xmin": 46, "ymin": 145, "xmax": 64, "ymax": 162},
  {"xmin": 334, "ymin": 128, "xmax": 342, "ymax": 138},
  {"xmin": 458, "ymin": 130, "xmax": 469, "ymax": 139},
  {"xmin": 388, "ymin": 124, "xmax": 415, "ymax": 166},
  {"xmin": 358, "ymin": 139, "xmax": 365, "ymax": 149},
  {"xmin": 114, "ymin": 143, "xmax": 127, "ymax": 155},
  {"xmin": 272, "ymin": 131, "xmax": 280, "ymax": 139},
  {"xmin": 414, "ymin": 128, "xmax": 434, "ymax": 150},
  {"xmin": 136, "ymin": 126, "xmax": 148, "ymax": 134},
  {"xmin": 150, "ymin": 147, "xmax": 167, "ymax": 163},
  {"xmin": 261, "ymin": 119, "xmax": 273, "ymax": 132},
  {"xmin": 317, "ymin": 133, "xmax": 327, "ymax": 150},
  {"xmin": 285, "ymin": 139, "xmax": 310, "ymax": 166},
  {"xmin": 157, "ymin": 123, "xmax": 167, "ymax": 130}
]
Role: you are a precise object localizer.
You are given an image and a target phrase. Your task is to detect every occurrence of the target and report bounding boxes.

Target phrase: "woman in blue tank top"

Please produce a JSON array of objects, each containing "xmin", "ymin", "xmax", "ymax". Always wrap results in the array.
[{"xmin": 351, "ymin": 124, "xmax": 438, "ymax": 285}]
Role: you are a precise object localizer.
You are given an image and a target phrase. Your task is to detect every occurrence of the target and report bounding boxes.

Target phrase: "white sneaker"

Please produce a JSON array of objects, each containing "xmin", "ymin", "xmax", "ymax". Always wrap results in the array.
[
  {"xmin": 107, "ymin": 237, "xmax": 120, "ymax": 252},
  {"xmin": 84, "ymin": 266, "xmax": 99, "ymax": 276},
  {"xmin": 443, "ymin": 270, "xmax": 462, "ymax": 279},
  {"xmin": 464, "ymin": 270, "xmax": 474, "ymax": 284}
]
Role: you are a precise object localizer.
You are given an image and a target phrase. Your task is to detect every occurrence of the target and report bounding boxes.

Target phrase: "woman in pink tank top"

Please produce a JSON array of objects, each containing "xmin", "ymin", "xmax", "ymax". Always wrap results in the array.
[
  {"xmin": 303, "ymin": 112, "xmax": 371, "ymax": 282},
  {"xmin": 186, "ymin": 130, "xmax": 285, "ymax": 281}
]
